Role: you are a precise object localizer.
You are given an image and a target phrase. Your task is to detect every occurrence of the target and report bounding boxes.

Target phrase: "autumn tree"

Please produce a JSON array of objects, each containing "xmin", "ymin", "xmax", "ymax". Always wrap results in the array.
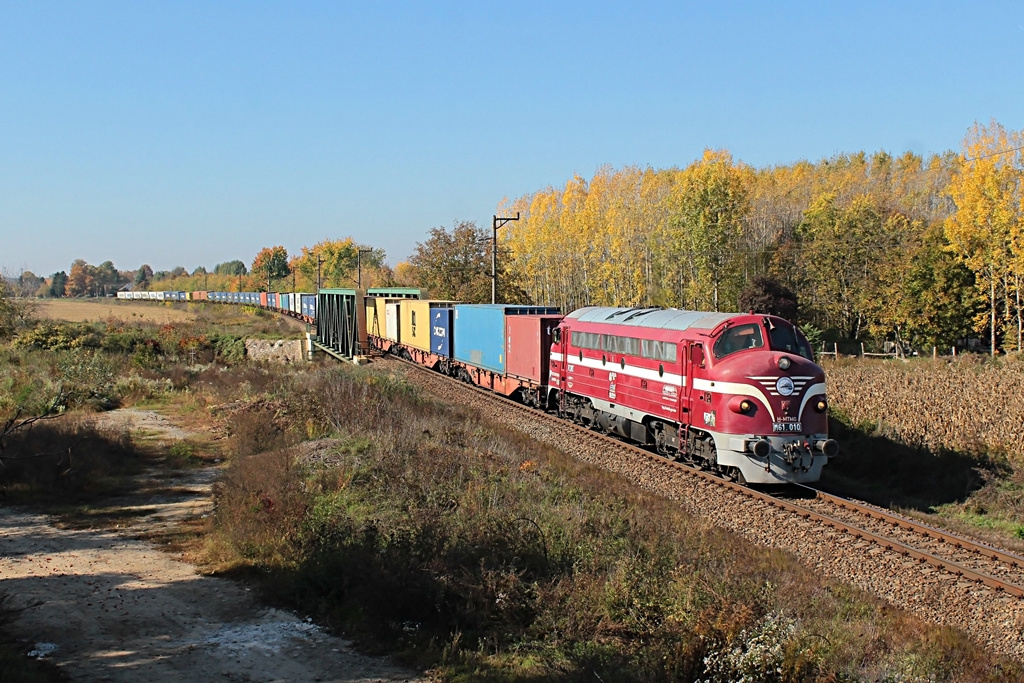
[
  {"xmin": 65, "ymin": 259, "xmax": 96, "ymax": 297},
  {"xmin": 250, "ymin": 246, "xmax": 291, "ymax": 291},
  {"xmin": 944, "ymin": 120, "xmax": 1023, "ymax": 354},
  {"xmin": 214, "ymin": 260, "xmax": 248, "ymax": 276},
  {"xmin": 497, "ymin": 140, "xmax": 979, "ymax": 352},
  {"xmin": 290, "ymin": 238, "xmax": 385, "ymax": 291},
  {"xmin": 91, "ymin": 261, "xmax": 121, "ymax": 295},
  {"xmin": 46, "ymin": 272, "xmax": 67, "ymax": 298},
  {"xmin": 134, "ymin": 264, "xmax": 154, "ymax": 290},
  {"xmin": 890, "ymin": 221, "xmax": 980, "ymax": 349},
  {"xmin": 0, "ymin": 279, "xmax": 27, "ymax": 337},
  {"xmin": 661, "ymin": 150, "xmax": 749, "ymax": 310},
  {"xmin": 408, "ymin": 221, "xmax": 495, "ymax": 302},
  {"xmin": 738, "ymin": 277, "xmax": 798, "ymax": 321},
  {"xmin": 15, "ymin": 271, "xmax": 43, "ymax": 298},
  {"xmin": 782, "ymin": 193, "xmax": 902, "ymax": 339}
]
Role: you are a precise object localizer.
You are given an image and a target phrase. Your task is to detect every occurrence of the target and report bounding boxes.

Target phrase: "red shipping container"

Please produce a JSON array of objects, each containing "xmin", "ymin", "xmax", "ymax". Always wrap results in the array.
[
  {"xmin": 260, "ymin": 292, "xmax": 268, "ymax": 308},
  {"xmin": 505, "ymin": 315, "xmax": 563, "ymax": 384}
]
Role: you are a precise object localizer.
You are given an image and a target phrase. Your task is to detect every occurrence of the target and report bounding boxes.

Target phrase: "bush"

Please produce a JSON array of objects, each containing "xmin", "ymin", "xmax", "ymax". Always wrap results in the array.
[
  {"xmin": 13, "ymin": 322, "xmax": 101, "ymax": 351},
  {"xmin": 0, "ymin": 416, "xmax": 139, "ymax": 498},
  {"xmin": 212, "ymin": 335, "xmax": 246, "ymax": 364}
]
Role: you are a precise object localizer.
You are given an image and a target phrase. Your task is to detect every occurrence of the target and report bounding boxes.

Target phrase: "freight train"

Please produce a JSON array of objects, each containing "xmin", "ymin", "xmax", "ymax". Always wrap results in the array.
[{"xmin": 119, "ymin": 287, "xmax": 837, "ymax": 485}]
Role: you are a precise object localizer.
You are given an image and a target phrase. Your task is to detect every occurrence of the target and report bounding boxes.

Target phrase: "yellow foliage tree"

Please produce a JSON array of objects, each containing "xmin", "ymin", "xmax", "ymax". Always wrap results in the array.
[{"xmin": 944, "ymin": 120, "xmax": 1024, "ymax": 354}]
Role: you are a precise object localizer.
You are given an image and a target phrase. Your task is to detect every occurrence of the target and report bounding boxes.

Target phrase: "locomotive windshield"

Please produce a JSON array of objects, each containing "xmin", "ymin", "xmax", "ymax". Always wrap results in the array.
[
  {"xmin": 713, "ymin": 323, "xmax": 764, "ymax": 359},
  {"xmin": 769, "ymin": 323, "xmax": 814, "ymax": 360}
]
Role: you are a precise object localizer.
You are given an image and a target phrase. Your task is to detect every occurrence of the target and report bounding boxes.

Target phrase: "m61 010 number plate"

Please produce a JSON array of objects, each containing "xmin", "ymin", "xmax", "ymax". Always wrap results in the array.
[{"xmin": 772, "ymin": 422, "xmax": 802, "ymax": 433}]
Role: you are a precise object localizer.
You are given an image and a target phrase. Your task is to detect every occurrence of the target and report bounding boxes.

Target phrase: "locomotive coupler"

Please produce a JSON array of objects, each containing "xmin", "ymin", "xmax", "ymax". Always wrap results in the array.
[{"xmin": 781, "ymin": 441, "xmax": 811, "ymax": 472}]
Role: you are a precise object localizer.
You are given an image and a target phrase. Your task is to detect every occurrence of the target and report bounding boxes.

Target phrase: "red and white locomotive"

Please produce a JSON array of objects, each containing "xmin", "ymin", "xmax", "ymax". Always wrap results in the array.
[{"xmin": 548, "ymin": 307, "xmax": 837, "ymax": 485}]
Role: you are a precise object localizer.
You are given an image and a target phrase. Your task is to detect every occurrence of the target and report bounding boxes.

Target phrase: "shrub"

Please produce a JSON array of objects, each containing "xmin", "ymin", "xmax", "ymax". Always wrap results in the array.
[
  {"xmin": 0, "ymin": 416, "xmax": 139, "ymax": 498},
  {"xmin": 212, "ymin": 335, "xmax": 246, "ymax": 364},
  {"xmin": 13, "ymin": 322, "xmax": 101, "ymax": 351}
]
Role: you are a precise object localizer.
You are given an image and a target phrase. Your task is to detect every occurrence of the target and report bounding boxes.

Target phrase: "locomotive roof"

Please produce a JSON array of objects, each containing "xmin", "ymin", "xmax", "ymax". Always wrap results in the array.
[{"xmin": 566, "ymin": 306, "xmax": 738, "ymax": 332}]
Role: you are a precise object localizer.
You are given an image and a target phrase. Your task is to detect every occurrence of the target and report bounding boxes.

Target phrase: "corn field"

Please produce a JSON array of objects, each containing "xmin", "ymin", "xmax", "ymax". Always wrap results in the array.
[{"xmin": 826, "ymin": 357, "xmax": 1024, "ymax": 464}]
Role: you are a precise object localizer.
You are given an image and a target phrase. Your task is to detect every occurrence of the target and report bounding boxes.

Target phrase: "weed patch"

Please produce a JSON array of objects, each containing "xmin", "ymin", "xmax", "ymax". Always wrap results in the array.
[{"xmin": 0, "ymin": 416, "xmax": 140, "ymax": 502}]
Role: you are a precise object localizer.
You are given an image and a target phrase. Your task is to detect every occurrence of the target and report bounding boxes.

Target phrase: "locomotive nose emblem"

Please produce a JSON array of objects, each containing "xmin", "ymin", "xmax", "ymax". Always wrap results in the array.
[
  {"xmin": 781, "ymin": 399, "xmax": 791, "ymax": 413},
  {"xmin": 776, "ymin": 377, "xmax": 795, "ymax": 396}
]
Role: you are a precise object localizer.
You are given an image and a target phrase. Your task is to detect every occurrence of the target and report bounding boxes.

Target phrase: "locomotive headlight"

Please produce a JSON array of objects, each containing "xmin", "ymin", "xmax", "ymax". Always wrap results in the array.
[
  {"xmin": 815, "ymin": 399, "xmax": 827, "ymax": 413},
  {"xmin": 778, "ymin": 356, "xmax": 792, "ymax": 370},
  {"xmin": 728, "ymin": 397, "xmax": 754, "ymax": 414}
]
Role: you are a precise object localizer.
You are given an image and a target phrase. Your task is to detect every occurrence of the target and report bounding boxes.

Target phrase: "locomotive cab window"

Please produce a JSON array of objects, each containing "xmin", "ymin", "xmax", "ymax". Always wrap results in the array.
[
  {"xmin": 713, "ymin": 323, "xmax": 764, "ymax": 359},
  {"xmin": 769, "ymin": 323, "xmax": 814, "ymax": 360}
]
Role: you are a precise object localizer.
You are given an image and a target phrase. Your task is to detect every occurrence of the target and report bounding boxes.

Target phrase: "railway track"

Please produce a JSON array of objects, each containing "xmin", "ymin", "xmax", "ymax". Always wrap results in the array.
[
  {"xmin": 793, "ymin": 486, "xmax": 1024, "ymax": 596},
  {"xmin": 377, "ymin": 355, "xmax": 1024, "ymax": 659}
]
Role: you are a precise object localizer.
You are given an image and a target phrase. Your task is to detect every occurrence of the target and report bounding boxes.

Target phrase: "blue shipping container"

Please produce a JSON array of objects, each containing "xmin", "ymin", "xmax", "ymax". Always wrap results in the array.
[
  {"xmin": 430, "ymin": 308, "xmax": 453, "ymax": 357},
  {"xmin": 453, "ymin": 304, "xmax": 560, "ymax": 374},
  {"xmin": 301, "ymin": 294, "xmax": 317, "ymax": 319}
]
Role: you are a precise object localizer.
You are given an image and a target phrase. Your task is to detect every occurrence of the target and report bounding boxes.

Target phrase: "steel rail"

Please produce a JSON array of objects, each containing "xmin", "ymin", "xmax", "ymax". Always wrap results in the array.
[
  {"xmin": 798, "ymin": 484, "xmax": 1024, "ymax": 570},
  {"xmin": 385, "ymin": 355, "xmax": 1024, "ymax": 599}
]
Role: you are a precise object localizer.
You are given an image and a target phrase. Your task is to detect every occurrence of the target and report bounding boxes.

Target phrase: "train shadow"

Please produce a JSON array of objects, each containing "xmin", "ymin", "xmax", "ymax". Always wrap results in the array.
[{"xmin": 815, "ymin": 415, "xmax": 1009, "ymax": 513}]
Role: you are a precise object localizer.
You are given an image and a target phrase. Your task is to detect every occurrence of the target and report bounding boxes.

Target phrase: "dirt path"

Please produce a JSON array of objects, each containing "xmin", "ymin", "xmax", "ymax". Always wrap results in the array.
[{"xmin": 0, "ymin": 410, "xmax": 429, "ymax": 682}]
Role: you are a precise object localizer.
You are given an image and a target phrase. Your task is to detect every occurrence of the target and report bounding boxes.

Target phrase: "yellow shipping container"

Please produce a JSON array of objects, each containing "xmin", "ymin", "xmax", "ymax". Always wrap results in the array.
[
  {"xmin": 367, "ymin": 298, "xmax": 388, "ymax": 338},
  {"xmin": 365, "ymin": 298, "xmax": 384, "ymax": 338},
  {"xmin": 400, "ymin": 300, "xmax": 456, "ymax": 352}
]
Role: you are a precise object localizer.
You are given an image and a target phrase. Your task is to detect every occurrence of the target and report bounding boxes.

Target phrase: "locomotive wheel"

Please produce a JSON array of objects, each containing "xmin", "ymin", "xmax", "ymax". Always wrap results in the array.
[{"xmin": 654, "ymin": 428, "xmax": 670, "ymax": 457}]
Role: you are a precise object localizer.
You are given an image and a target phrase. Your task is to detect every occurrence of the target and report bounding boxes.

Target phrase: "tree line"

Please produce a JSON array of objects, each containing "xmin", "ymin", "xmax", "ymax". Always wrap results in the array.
[
  {"xmin": 18, "ymin": 118, "xmax": 1024, "ymax": 355},
  {"xmin": 481, "ymin": 119, "xmax": 1024, "ymax": 355},
  {"xmin": 17, "ymin": 238, "xmax": 389, "ymax": 300}
]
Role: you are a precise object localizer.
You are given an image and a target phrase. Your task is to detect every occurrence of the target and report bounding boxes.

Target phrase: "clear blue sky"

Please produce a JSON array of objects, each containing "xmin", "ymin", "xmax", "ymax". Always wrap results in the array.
[{"xmin": 3, "ymin": 1, "xmax": 1022, "ymax": 278}]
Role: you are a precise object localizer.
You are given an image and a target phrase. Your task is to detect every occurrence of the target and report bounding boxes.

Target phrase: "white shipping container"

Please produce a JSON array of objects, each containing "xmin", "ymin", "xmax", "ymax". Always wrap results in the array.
[{"xmin": 385, "ymin": 301, "xmax": 401, "ymax": 342}]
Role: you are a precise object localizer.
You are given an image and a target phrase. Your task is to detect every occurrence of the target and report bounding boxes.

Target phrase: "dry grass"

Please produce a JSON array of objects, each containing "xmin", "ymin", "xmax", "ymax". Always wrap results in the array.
[
  {"xmin": 0, "ymin": 415, "xmax": 142, "ymax": 502},
  {"xmin": 34, "ymin": 299, "xmax": 196, "ymax": 324}
]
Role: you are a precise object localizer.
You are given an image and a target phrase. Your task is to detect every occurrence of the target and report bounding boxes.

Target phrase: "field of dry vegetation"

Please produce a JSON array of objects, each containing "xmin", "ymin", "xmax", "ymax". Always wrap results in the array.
[
  {"xmin": 827, "ymin": 356, "xmax": 1024, "ymax": 464},
  {"xmin": 3, "ymin": 298, "xmax": 1024, "ymax": 680},
  {"xmin": 822, "ymin": 356, "xmax": 1024, "ymax": 541}
]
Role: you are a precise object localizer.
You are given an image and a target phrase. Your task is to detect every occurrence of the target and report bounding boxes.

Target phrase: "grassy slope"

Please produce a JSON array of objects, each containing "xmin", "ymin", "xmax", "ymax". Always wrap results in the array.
[{"xmin": 202, "ymin": 362, "xmax": 1021, "ymax": 682}]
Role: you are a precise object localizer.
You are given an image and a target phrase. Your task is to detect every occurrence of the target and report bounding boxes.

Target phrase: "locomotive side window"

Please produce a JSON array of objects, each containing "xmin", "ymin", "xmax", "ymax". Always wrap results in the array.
[
  {"xmin": 602, "ymin": 334, "xmax": 641, "ymax": 356},
  {"xmin": 641, "ymin": 339, "xmax": 677, "ymax": 362},
  {"xmin": 713, "ymin": 323, "xmax": 764, "ymax": 359},
  {"xmin": 571, "ymin": 331, "xmax": 602, "ymax": 350},
  {"xmin": 769, "ymin": 324, "xmax": 814, "ymax": 360}
]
